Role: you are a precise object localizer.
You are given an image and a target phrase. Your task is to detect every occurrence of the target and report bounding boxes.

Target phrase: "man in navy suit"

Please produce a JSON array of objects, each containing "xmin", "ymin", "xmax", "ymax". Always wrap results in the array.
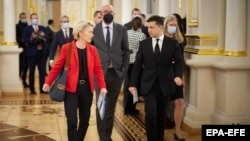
[
  {"xmin": 129, "ymin": 15, "xmax": 184, "ymax": 141},
  {"xmin": 23, "ymin": 13, "xmax": 48, "ymax": 94},
  {"xmin": 49, "ymin": 15, "xmax": 73, "ymax": 67}
]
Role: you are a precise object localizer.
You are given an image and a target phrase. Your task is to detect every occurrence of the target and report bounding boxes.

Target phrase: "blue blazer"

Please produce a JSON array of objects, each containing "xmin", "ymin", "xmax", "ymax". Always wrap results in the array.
[
  {"xmin": 49, "ymin": 28, "xmax": 74, "ymax": 60},
  {"xmin": 23, "ymin": 25, "xmax": 47, "ymax": 56}
]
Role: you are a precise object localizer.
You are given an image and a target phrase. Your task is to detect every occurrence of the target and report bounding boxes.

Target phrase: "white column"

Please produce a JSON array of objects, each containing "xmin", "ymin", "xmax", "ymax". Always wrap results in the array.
[
  {"xmin": 211, "ymin": 0, "xmax": 250, "ymax": 124},
  {"xmin": 224, "ymin": 0, "xmax": 246, "ymax": 52},
  {"xmin": 0, "ymin": 0, "xmax": 23, "ymax": 96},
  {"xmin": 3, "ymin": 0, "xmax": 16, "ymax": 43}
]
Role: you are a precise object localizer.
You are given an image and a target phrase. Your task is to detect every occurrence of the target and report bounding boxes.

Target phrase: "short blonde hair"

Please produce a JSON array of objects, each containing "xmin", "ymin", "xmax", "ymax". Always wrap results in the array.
[
  {"xmin": 72, "ymin": 20, "xmax": 95, "ymax": 40},
  {"xmin": 164, "ymin": 15, "xmax": 184, "ymax": 43}
]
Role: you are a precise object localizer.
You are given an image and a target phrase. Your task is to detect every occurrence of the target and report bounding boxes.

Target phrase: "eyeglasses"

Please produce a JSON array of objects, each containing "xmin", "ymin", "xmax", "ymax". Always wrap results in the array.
[
  {"xmin": 61, "ymin": 21, "xmax": 69, "ymax": 23},
  {"xmin": 102, "ymin": 10, "xmax": 114, "ymax": 14}
]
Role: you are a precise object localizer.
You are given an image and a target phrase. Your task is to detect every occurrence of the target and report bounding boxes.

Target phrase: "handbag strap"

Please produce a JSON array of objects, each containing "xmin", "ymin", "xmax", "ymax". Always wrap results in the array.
[{"xmin": 64, "ymin": 43, "xmax": 72, "ymax": 70}]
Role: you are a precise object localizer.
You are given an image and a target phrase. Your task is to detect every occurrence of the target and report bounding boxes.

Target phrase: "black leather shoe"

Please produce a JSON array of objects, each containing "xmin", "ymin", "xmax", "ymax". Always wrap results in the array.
[
  {"xmin": 30, "ymin": 90, "xmax": 37, "ymax": 94},
  {"xmin": 23, "ymin": 83, "xmax": 29, "ymax": 88},
  {"xmin": 124, "ymin": 109, "xmax": 139, "ymax": 115},
  {"xmin": 40, "ymin": 90, "xmax": 49, "ymax": 94},
  {"xmin": 174, "ymin": 133, "xmax": 185, "ymax": 141}
]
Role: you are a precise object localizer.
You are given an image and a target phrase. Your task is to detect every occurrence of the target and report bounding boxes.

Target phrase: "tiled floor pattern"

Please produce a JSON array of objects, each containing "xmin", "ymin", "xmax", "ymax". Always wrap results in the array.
[{"xmin": 0, "ymin": 89, "xmax": 201, "ymax": 141}]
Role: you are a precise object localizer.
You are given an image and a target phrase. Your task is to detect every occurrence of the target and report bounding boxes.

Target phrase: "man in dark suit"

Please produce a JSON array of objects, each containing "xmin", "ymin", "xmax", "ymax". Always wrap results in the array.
[
  {"xmin": 23, "ymin": 13, "xmax": 48, "ymax": 94},
  {"xmin": 46, "ymin": 19, "xmax": 55, "ymax": 71},
  {"xmin": 124, "ymin": 8, "xmax": 149, "ymax": 37},
  {"xmin": 49, "ymin": 15, "xmax": 73, "ymax": 67},
  {"xmin": 16, "ymin": 12, "xmax": 29, "ymax": 88},
  {"xmin": 129, "ymin": 15, "xmax": 184, "ymax": 141},
  {"xmin": 92, "ymin": 4, "xmax": 130, "ymax": 141}
]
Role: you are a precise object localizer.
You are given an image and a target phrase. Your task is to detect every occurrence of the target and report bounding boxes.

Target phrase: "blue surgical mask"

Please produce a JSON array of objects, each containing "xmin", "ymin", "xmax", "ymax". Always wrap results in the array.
[
  {"xmin": 31, "ymin": 19, "xmax": 38, "ymax": 25},
  {"xmin": 167, "ymin": 26, "xmax": 177, "ymax": 34},
  {"xmin": 21, "ymin": 19, "xmax": 27, "ymax": 23},
  {"xmin": 62, "ymin": 22, "xmax": 69, "ymax": 29}
]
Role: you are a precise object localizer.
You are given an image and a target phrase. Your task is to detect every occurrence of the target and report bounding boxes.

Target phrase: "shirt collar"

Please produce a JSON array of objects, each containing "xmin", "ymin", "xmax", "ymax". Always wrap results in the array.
[
  {"xmin": 153, "ymin": 34, "xmax": 164, "ymax": 41},
  {"xmin": 102, "ymin": 22, "xmax": 113, "ymax": 29}
]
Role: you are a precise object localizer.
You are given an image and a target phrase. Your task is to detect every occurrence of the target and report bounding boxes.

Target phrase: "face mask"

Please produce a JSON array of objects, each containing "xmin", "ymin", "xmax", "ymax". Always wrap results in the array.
[
  {"xmin": 103, "ymin": 13, "xmax": 113, "ymax": 23},
  {"xmin": 62, "ymin": 22, "xmax": 69, "ymax": 29},
  {"xmin": 167, "ymin": 26, "xmax": 177, "ymax": 34},
  {"xmin": 31, "ymin": 19, "xmax": 38, "ymax": 25},
  {"xmin": 21, "ymin": 19, "xmax": 27, "ymax": 23}
]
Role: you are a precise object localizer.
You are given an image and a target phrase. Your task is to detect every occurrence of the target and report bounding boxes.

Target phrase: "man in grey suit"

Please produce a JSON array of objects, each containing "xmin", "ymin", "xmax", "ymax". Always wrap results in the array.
[{"xmin": 92, "ymin": 4, "xmax": 130, "ymax": 141}]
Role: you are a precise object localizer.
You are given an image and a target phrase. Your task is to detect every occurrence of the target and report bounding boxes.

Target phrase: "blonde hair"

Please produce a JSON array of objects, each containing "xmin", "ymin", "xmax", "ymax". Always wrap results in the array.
[
  {"xmin": 72, "ymin": 20, "xmax": 95, "ymax": 40},
  {"xmin": 163, "ymin": 15, "xmax": 184, "ymax": 43}
]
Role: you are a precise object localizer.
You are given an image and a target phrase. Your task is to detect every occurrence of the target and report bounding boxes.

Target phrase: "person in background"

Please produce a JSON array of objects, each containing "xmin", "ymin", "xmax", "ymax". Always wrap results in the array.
[
  {"xmin": 43, "ymin": 20, "xmax": 107, "ymax": 141},
  {"xmin": 93, "ymin": 10, "xmax": 103, "ymax": 24},
  {"xmin": 164, "ymin": 14, "xmax": 185, "ymax": 141},
  {"xmin": 16, "ymin": 12, "xmax": 29, "ymax": 88},
  {"xmin": 129, "ymin": 15, "xmax": 184, "ymax": 141},
  {"xmin": 140, "ymin": 13, "xmax": 147, "ymax": 26},
  {"xmin": 124, "ymin": 8, "xmax": 149, "ymax": 37},
  {"xmin": 23, "ymin": 13, "xmax": 47, "ymax": 94},
  {"xmin": 49, "ymin": 15, "xmax": 74, "ymax": 68},
  {"xmin": 92, "ymin": 4, "xmax": 130, "ymax": 141},
  {"xmin": 123, "ymin": 16, "xmax": 146, "ymax": 115},
  {"xmin": 46, "ymin": 19, "xmax": 56, "ymax": 71}
]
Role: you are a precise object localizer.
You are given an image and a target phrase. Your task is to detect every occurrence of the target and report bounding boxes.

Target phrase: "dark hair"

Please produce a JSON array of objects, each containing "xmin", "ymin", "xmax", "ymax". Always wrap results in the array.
[
  {"xmin": 19, "ymin": 12, "xmax": 26, "ymax": 18},
  {"xmin": 131, "ymin": 17, "xmax": 142, "ymax": 31},
  {"xmin": 172, "ymin": 13, "xmax": 184, "ymax": 35},
  {"xmin": 94, "ymin": 10, "xmax": 101, "ymax": 17},
  {"xmin": 141, "ymin": 13, "xmax": 146, "ymax": 19},
  {"xmin": 48, "ymin": 19, "xmax": 54, "ymax": 25},
  {"xmin": 146, "ymin": 15, "xmax": 164, "ymax": 26}
]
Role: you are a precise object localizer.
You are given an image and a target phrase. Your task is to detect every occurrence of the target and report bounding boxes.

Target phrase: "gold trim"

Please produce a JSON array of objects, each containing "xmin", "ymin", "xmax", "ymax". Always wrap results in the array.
[
  {"xmin": 178, "ymin": 0, "xmax": 182, "ymax": 17},
  {"xmin": 1, "ymin": 41, "xmax": 18, "ymax": 46},
  {"xmin": 188, "ymin": 0, "xmax": 198, "ymax": 27},
  {"xmin": 185, "ymin": 48, "xmax": 248, "ymax": 57},
  {"xmin": 186, "ymin": 34, "xmax": 218, "ymax": 46},
  {"xmin": 223, "ymin": 50, "xmax": 247, "ymax": 57}
]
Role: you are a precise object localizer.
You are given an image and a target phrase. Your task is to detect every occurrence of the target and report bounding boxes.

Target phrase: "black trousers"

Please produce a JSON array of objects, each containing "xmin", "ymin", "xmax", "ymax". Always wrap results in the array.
[
  {"xmin": 64, "ymin": 81, "xmax": 93, "ymax": 141},
  {"xmin": 96, "ymin": 68, "xmax": 123, "ymax": 141},
  {"xmin": 144, "ymin": 79, "xmax": 170, "ymax": 141}
]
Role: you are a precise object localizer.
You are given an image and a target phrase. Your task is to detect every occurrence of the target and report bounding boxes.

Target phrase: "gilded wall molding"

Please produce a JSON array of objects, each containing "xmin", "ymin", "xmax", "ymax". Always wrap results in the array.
[
  {"xmin": 186, "ymin": 34, "xmax": 218, "ymax": 46},
  {"xmin": 184, "ymin": 34, "xmax": 247, "ymax": 56},
  {"xmin": 1, "ymin": 41, "xmax": 17, "ymax": 46},
  {"xmin": 188, "ymin": 0, "xmax": 198, "ymax": 27}
]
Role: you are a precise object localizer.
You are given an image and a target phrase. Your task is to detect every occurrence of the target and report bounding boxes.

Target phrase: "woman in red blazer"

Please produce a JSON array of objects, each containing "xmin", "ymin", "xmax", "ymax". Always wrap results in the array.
[{"xmin": 43, "ymin": 20, "xmax": 107, "ymax": 141}]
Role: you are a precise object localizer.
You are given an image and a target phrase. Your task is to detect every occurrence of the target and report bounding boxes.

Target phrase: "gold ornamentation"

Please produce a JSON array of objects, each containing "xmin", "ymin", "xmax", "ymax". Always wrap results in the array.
[
  {"xmin": 188, "ymin": 0, "xmax": 198, "ymax": 27},
  {"xmin": 1, "ymin": 41, "xmax": 18, "ymax": 46}
]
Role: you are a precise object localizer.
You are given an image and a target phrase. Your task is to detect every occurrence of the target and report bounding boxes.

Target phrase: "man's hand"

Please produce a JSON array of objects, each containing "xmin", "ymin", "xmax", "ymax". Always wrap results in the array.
[{"xmin": 128, "ymin": 87, "xmax": 137, "ymax": 95}]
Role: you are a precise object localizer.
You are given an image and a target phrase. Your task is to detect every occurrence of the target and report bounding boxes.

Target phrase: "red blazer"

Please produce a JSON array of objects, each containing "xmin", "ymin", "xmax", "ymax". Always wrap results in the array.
[{"xmin": 45, "ymin": 40, "xmax": 106, "ymax": 93}]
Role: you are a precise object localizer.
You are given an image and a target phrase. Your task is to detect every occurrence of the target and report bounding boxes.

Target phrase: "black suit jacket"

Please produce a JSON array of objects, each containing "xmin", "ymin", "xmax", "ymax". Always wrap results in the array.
[
  {"xmin": 129, "ymin": 36, "xmax": 184, "ymax": 96},
  {"xmin": 124, "ymin": 21, "xmax": 149, "ymax": 37},
  {"xmin": 49, "ymin": 28, "xmax": 73, "ymax": 60}
]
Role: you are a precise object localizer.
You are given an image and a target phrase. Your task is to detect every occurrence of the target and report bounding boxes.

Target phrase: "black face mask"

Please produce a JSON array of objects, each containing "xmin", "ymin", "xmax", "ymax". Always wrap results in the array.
[{"xmin": 103, "ymin": 13, "xmax": 113, "ymax": 23}]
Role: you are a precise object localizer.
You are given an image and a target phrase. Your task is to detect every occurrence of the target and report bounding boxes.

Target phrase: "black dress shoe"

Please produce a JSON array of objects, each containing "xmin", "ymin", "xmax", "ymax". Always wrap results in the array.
[
  {"xmin": 23, "ymin": 83, "xmax": 29, "ymax": 88},
  {"xmin": 40, "ymin": 90, "xmax": 49, "ymax": 94},
  {"xmin": 30, "ymin": 90, "xmax": 37, "ymax": 94},
  {"xmin": 174, "ymin": 133, "xmax": 185, "ymax": 141},
  {"xmin": 124, "ymin": 109, "xmax": 139, "ymax": 115}
]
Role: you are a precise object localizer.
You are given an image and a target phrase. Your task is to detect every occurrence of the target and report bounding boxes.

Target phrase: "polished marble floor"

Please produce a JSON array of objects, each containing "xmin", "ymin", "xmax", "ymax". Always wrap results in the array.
[{"xmin": 0, "ymin": 85, "xmax": 201, "ymax": 141}]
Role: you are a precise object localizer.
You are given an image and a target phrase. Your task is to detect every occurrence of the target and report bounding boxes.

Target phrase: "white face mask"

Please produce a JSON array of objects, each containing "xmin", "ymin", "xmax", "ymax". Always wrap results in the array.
[
  {"xmin": 167, "ymin": 26, "xmax": 177, "ymax": 34},
  {"xmin": 62, "ymin": 22, "xmax": 69, "ymax": 29}
]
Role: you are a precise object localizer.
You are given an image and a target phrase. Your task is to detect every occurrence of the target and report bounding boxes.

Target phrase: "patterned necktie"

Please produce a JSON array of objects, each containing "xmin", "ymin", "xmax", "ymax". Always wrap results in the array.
[
  {"xmin": 106, "ymin": 26, "xmax": 110, "ymax": 49},
  {"xmin": 154, "ymin": 39, "xmax": 160, "ymax": 61},
  {"xmin": 65, "ymin": 30, "xmax": 69, "ymax": 42}
]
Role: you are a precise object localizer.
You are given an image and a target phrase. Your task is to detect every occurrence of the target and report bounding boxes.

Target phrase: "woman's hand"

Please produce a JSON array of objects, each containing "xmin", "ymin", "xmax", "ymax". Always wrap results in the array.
[
  {"xmin": 42, "ymin": 84, "xmax": 50, "ymax": 92},
  {"xmin": 174, "ymin": 77, "xmax": 183, "ymax": 86}
]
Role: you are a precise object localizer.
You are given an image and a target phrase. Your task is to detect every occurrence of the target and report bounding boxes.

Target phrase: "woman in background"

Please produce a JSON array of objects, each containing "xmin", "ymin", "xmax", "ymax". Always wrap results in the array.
[{"xmin": 164, "ymin": 14, "xmax": 185, "ymax": 141}]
